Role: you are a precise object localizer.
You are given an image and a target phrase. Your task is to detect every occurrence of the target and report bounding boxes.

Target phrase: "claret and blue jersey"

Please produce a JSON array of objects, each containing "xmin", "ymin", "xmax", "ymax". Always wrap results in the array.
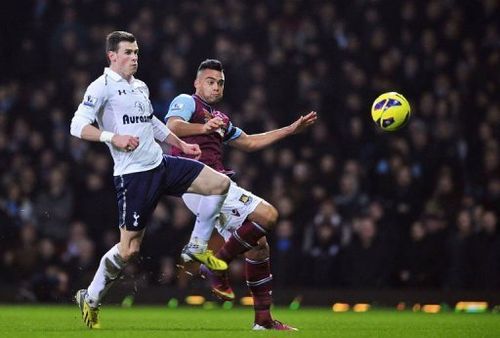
[{"xmin": 165, "ymin": 94, "xmax": 242, "ymax": 174}]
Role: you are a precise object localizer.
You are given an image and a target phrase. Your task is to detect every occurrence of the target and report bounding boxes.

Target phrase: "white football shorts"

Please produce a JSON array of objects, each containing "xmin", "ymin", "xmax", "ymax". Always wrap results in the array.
[{"xmin": 182, "ymin": 180, "xmax": 262, "ymax": 241}]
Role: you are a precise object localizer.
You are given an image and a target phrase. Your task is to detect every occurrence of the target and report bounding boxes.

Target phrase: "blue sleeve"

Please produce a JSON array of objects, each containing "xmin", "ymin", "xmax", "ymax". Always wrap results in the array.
[
  {"xmin": 165, "ymin": 94, "xmax": 196, "ymax": 122},
  {"xmin": 223, "ymin": 122, "xmax": 243, "ymax": 143}
]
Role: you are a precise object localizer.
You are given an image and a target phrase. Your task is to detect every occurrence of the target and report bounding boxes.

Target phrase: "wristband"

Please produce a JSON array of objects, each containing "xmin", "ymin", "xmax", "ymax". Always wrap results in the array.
[{"xmin": 99, "ymin": 131, "xmax": 115, "ymax": 143}]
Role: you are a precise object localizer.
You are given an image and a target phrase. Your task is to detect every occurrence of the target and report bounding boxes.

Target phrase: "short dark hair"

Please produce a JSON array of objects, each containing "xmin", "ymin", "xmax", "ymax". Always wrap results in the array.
[
  {"xmin": 197, "ymin": 59, "xmax": 223, "ymax": 73},
  {"xmin": 106, "ymin": 31, "xmax": 136, "ymax": 53}
]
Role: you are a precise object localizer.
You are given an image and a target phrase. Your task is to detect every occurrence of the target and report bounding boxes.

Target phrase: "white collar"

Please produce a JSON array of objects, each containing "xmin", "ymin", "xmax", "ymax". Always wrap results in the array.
[{"xmin": 104, "ymin": 67, "xmax": 135, "ymax": 83}]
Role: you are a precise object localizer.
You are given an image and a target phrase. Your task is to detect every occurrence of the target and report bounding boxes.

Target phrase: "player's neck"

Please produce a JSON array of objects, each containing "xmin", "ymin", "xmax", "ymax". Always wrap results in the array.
[
  {"xmin": 110, "ymin": 66, "xmax": 133, "ymax": 82},
  {"xmin": 194, "ymin": 93, "xmax": 205, "ymax": 104},
  {"xmin": 194, "ymin": 94, "xmax": 210, "ymax": 105}
]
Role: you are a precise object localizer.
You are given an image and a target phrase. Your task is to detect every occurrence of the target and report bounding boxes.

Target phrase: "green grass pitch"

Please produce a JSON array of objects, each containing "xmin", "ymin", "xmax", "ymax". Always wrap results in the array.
[{"xmin": 0, "ymin": 305, "xmax": 499, "ymax": 337}]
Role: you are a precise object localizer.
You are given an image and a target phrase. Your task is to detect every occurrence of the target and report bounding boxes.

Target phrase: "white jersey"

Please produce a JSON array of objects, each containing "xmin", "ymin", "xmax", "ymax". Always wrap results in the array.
[{"xmin": 71, "ymin": 68, "xmax": 170, "ymax": 176}]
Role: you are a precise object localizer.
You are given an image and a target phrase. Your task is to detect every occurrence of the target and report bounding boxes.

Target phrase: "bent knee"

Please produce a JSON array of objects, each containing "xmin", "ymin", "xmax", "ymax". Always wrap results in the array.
[
  {"xmin": 262, "ymin": 204, "xmax": 279, "ymax": 229},
  {"xmin": 213, "ymin": 175, "xmax": 230, "ymax": 195}
]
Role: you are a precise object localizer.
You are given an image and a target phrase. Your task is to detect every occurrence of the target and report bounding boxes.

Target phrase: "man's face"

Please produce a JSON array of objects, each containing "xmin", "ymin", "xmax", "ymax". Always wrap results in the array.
[
  {"xmin": 194, "ymin": 69, "xmax": 225, "ymax": 104},
  {"xmin": 108, "ymin": 41, "xmax": 139, "ymax": 78}
]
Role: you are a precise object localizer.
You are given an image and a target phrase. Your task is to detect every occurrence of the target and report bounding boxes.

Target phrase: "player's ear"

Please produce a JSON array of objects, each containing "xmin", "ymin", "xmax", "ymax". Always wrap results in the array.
[{"xmin": 107, "ymin": 51, "xmax": 116, "ymax": 63}]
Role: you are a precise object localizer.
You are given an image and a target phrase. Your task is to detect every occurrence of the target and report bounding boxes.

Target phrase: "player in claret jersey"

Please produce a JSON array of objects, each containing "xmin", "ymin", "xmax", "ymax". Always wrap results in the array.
[{"xmin": 165, "ymin": 59, "xmax": 317, "ymax": 331}]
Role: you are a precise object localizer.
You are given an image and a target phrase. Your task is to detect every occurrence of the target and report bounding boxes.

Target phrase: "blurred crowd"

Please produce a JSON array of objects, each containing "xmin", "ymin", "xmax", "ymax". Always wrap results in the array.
[{"xmin": 1, "ymin": 0, "xmax": 499, "ymax": 301}]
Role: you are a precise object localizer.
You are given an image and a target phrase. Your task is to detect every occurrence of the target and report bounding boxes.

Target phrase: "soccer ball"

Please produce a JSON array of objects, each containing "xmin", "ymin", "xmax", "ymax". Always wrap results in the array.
[{"xmin": 371, "ymin": 92, "xmax": 411, "ymax": 131}]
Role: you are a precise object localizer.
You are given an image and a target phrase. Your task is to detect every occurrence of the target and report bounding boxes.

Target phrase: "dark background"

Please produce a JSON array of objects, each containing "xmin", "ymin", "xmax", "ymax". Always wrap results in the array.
[{"xmin": 0, "ymin": 0, "xmax": 499, "ymax": 302}]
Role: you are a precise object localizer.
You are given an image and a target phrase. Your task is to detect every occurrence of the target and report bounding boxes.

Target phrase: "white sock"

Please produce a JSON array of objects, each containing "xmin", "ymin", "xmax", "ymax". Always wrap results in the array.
[
  {"xmin": 86, "ymin": 244, "xmax": 126, "ymax": 306},
  {"xmin": 188, "ymin": 194, "xmax": 227, "ymax": 252}
]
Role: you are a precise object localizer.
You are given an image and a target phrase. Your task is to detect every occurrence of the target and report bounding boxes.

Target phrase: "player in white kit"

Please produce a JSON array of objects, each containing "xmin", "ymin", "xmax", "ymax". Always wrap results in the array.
[{"xmin": 70, "ymin": 31, "xmax": 231, "ymax": 329}]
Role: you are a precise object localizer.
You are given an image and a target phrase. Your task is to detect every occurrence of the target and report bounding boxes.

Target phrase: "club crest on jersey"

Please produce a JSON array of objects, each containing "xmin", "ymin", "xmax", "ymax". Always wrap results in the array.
[
  {"xmin": 123, "ymin": 113, "xmax": 153, "ymax": 125},
  {"xmin": 203, "ymin": 109, "xmax": 227, "ymax": 138},
  {"xmin": 135, "ymin": 101, "xmax": 145, "ymax": 113},
  {"xmin": 202, "ymin": 109, "xmax": 212, "ymax": 122},
  {"xmin": 83, "ymin": 95, "xmax": 97, "ymax": 107},
  {"xmin": 239, "ymin": 194, "xmax": 252, "ymax": 205}
]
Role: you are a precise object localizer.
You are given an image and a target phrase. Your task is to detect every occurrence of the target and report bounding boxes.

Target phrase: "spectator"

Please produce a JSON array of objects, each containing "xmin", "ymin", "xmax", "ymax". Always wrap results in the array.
[
  {"xmin": 33, "ymin": 167, "xmax": 74, "ymax": 242},
  {"xmin": 470, "ymin": 211, "xmax": 500, "ymax": 289},
  {"xmin": 0, "ymin": 0, "xmax": 498, "ymax": 294},
  {"xmin": 340, "ymin": 215, "xmax": 389, "ymax": 288},
  {"xmin": 445, "ymin": 210, "xmax": 474, "ymax": 289}
]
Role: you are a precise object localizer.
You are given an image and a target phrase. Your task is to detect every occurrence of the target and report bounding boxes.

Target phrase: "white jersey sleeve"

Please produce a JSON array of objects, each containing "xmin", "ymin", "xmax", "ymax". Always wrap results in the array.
[
  {"xmin": 151, "ymin": 115, "xmax": 171, "ymax": 142},
  {"xmin": 70, "ymin": 68, "xmax": 164, "ymax": 176},
  {"xmin": 70, "ymin": 79, "xmax": 108, "ymax": 138}
]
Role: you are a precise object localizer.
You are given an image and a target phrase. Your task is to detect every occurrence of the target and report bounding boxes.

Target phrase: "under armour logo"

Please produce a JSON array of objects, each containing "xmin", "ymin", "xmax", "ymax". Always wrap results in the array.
[
  {"xmin": 133, "ymin": 212, "xmax": 140, "ymax": 227},
  {"xmin": 118, "ymin": 90, "xmax": 127, "ymax": 95}
]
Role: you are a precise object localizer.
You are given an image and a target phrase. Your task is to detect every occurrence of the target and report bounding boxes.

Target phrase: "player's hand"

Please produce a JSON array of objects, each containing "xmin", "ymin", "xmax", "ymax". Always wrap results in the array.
[
  {"xmin": 289, "ymin": 111, "xmax": 318, "ymax": 134},
  {"xmin": 180, "ymin": 141, "xmax": 202, "ymax": 160},
  {"xmin": 203, "ymin": 117, "xmax": 225, "ymax": 134},
  {"xmin": 112, "ymin": 134, "xmax": 140, "ymax": 152}
]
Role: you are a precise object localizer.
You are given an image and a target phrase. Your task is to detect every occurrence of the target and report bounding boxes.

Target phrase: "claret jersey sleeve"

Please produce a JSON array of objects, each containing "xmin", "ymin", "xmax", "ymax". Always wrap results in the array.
[{"xmin": 223, "ymin": 121, "xmax": 242, "ymax": 143}]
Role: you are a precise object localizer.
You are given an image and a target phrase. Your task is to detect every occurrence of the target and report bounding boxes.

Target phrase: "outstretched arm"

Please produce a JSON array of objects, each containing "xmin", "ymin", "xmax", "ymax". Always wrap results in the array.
[{"xmin": 229, "ymin": 111, "xmax": 317, "ymax": 152}]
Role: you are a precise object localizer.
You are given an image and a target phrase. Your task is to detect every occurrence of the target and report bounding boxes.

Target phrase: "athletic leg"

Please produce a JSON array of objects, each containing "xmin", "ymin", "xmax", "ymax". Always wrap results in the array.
[
  {"xmin": 216, "ymin": 200, "xmax": 278, "ymax": 263},
  {"xmin": 76, "ymin": 167, "xmax": 160, "ymax": 329},
  {"xmin": 199, "ymin": 232, "xmax": 236, "ymax": 301},
  {"xmin": 247, "ymin": 238, "xmax": 297, "ymax": 331},
  {"xmin": 199, "ymin": 182, "xmax": 273, "ymax": 299},
  {"xmin": 76, "ymin": 228, "xmax": 144, "ymax": 329},
  {"xmin": 87, "ymin": 228, "xmax": 144, "ymax": 304},
  {"xmin": 245, "ymin": 239, "xmax": 272, "ymax": 323},
  {"xmin": 181, "ymin": 165, "xmax": 230, "ymax": 270}
]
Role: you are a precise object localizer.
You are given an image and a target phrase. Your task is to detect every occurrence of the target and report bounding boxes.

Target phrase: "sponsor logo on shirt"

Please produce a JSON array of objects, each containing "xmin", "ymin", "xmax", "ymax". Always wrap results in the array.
[
  {"xmin": 171, "ymin": 102, "xmax": 184, "ymax": 111},
  {"xmin": 83, "ymin": 95, "xmax": 98, "ymax": 107},
  {"xmin": 123, "ymin": 114, "xmax": 153, "ymax": 125}
]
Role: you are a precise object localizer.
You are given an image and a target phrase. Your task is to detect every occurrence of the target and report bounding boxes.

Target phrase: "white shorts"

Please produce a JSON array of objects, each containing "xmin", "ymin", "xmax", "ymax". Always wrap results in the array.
[{"xmin": 182, "ymin": 181, "xmax": 262, "ymax": 241}]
